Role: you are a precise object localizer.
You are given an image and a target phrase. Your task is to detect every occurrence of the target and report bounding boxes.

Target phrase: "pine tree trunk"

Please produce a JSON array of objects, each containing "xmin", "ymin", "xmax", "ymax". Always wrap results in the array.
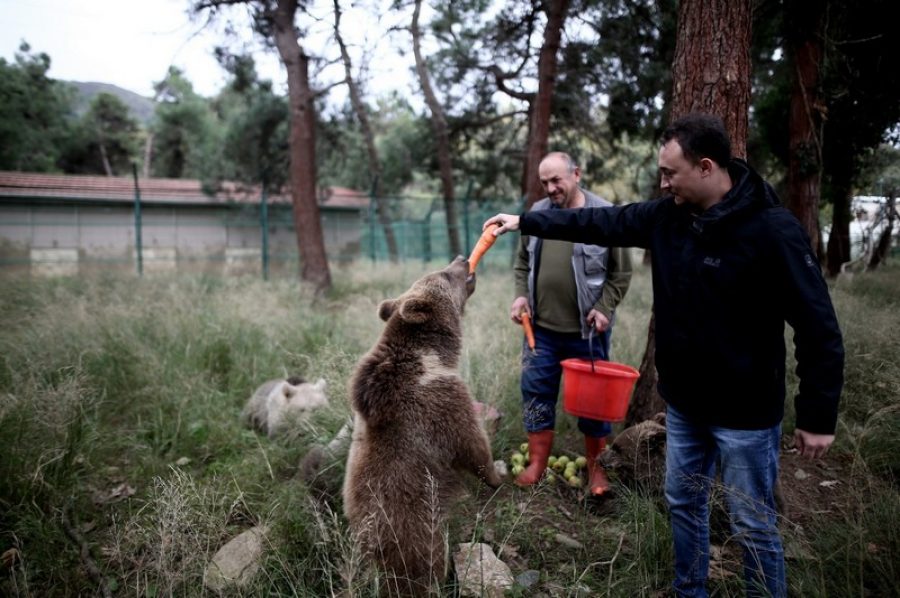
[
  {"xmin": 786, "ymin": 0, "xmax": 825, "ymax": 256},
  {"xmin": 627, "ymin": 0, "xmax": 752, "ymax": 427},
  {"xmin": 522, "ymin": 0, "xmax": 570, "ymax": 208},
  {"xmin": 412, "ymin": 0, "xmax": 461, "ymax": 258},
  {"xmin": 273, "ymin": 0, "xmax": 331, "ymax": 293}
]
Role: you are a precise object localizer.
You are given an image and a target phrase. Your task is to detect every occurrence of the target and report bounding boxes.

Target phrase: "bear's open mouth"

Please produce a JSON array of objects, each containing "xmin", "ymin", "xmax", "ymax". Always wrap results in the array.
[{"xmin": 465, "ymin": 272, "xmax": 476, "ymax": 296}]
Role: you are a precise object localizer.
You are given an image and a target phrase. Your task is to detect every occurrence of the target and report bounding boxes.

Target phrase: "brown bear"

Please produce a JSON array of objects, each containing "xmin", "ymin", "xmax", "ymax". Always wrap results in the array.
[{"xmin": 342, "ymin": 256, "xmax": 503, "ymax": 597}]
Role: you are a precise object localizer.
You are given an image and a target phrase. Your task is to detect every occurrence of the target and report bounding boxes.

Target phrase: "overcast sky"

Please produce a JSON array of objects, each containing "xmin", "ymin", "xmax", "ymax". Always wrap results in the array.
[{"xmin": 0, "ymin": 0, "xmax": 413, "ymax": 101}]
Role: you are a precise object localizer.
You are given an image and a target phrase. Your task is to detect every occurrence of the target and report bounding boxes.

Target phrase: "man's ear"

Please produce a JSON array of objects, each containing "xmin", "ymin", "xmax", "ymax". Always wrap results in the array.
[
  {"xmin": 378, "ymin": 299, "xmax": 399, "ymax": 321},
  {"xmin": 398, "ymin": 296, "xmax": 432, "ymax": 324},
  {"xmin": 699, "ymin": 157, "xmax": 715, "ymax": 177}
]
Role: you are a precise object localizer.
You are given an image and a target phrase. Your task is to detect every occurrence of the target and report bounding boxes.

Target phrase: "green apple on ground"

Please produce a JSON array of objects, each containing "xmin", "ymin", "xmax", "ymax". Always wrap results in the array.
[
  {"xmin": 511, "ymin": 464, "xmax": 525, "ymax": 476},
  {"xmin": 519, "ymin": 442, "xmax": 529, "ymax": 453},
  {"xmin": 575, "ymin": 456, "xmax": 588, "ymax": 469},
  {"xmin": 567, "ymin": 475, "xmax": 584, "ymax": 488},
  {"xmin": 510, "ymin": 452, "xmax": 525, "ymax": 466}
]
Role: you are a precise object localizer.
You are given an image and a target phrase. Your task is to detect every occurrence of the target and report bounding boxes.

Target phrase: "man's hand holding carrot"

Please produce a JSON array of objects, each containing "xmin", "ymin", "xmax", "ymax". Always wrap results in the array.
[{"xmin": 483, "ymin": 214, "xmax": 520, "ymax": 236}]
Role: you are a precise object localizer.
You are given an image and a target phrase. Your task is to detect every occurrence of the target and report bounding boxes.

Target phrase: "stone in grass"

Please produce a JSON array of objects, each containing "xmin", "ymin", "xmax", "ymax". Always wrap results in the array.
[
  {"xmin": 454, "ymin": 542, "xmax": 514, "ymax": 598},
  {"xmin": 203, "ymin": 526, "xmax": 268, "ymax": 593},
  {"xmin": 515, "ymin": 569, "xmax": 541, "ymax": 589}
]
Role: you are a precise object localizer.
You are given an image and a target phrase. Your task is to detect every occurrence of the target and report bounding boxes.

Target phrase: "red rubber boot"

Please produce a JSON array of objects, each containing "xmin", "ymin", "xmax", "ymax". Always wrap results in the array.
[
  {"xmin": 515, "ymin": 430, "xmax": 554, "ymax": 486},
  {"xmin": 585, "ymin": 435, "xmax": 611, "ymax": 496}
]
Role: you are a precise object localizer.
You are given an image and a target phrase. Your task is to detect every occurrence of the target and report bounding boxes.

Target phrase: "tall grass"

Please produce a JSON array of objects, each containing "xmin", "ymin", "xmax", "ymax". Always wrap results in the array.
[{"xmin": 0, "ymin": 258, "xmax": 897, "ymax": 596}]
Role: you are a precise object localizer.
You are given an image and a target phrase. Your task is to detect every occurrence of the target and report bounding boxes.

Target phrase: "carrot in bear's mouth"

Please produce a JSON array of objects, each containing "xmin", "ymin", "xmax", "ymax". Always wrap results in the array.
[{"xmin": 468, "ymin": 224, "xmax": 499, "ymax": 274}]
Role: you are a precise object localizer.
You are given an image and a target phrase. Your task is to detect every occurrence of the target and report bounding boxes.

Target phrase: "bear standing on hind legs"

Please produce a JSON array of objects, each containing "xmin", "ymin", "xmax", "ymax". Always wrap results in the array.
[{"xmin": 342, "ymin": 256, "xmax": 504, "ymax": 597}]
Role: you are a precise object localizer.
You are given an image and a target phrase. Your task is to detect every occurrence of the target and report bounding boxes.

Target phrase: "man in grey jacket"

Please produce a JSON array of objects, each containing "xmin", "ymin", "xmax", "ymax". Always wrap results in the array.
[{"xmin": 512, "ymin": 152, "xmax": 632, "ymax": 495}]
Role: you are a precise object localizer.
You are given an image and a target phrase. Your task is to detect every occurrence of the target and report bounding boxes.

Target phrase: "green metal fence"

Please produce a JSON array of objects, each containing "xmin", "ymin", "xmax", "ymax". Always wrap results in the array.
[{"xmin": 0, "ymin": 193, "xmax": 525, "ymax": 278}]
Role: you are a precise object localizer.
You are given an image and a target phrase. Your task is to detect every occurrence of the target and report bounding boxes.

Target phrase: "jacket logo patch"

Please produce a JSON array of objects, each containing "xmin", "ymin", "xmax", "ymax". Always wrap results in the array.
[
  {"xmin": 703, "ymin": 257, "xmax": 721, "ymax": 268},
  {"xmin": 804, "ymin": 254, "xmax": 816, "ymax": 267}
]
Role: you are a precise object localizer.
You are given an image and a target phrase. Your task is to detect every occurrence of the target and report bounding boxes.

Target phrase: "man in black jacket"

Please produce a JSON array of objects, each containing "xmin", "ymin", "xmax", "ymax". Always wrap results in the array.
[{"xmin": 484, "ymin": 113, "xmax": 844, "ymax": 598}]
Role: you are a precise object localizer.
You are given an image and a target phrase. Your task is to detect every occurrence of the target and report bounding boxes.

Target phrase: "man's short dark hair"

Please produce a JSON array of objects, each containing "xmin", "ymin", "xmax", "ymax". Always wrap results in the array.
[{"xmin": 661, "ymin": 113, "xmax": 732, "ymax": 167}]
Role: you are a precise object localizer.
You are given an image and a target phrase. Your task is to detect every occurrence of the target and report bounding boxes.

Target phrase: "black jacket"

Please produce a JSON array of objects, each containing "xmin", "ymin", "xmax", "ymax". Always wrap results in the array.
[{"xmin": 520, "ymin": 159, "xmax": 844, "ymax": 433}]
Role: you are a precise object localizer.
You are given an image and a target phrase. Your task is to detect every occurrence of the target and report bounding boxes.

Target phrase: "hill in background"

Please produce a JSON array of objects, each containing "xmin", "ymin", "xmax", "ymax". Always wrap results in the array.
[{"xmin": 67, "ymin": 81, "xmax": 155, "ymax": 126}]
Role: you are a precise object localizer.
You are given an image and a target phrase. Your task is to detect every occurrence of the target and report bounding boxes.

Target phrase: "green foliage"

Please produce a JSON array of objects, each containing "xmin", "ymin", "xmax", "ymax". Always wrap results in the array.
[
  {"xmin": 214, "ymin": 51, "xmax": 290, "ymax": 190},
  {"xmin": 855, "ymin": 144, "xmax": 900, "ymax": 196},
  {"xmin": 59, "ymin": 92, "xmax": 142, "ymax": 175},
  {"xmin": 319, "ymin": 94, "xmax": 433, "ymax": 197},
  {"xmin": 0, "ymin": 42, "xmax": 76, "ymax": 171},
  {"xmin": 820, "ymin": 0, "xmax": 900, "ymax": 206},
  {"xmin": 577, "ymin": 0, "xmax": 678, "ymax": 141},
  {"xmin": 150, "ymin": 67, "xmax": 222, "ymax": 180}
]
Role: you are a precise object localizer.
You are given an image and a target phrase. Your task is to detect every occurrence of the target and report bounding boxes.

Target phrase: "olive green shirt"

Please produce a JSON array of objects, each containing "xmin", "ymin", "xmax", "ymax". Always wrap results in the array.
[{"xmin": 515, "ymin": 239, "xmax": 632, "ymax": 334}]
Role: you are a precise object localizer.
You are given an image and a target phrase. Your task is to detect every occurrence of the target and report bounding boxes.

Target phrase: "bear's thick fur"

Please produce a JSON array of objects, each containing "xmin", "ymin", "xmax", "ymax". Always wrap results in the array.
[
  {"xmin": 242, "ymin": 376, "xmax": 328, "ymax": 438},
  {"xmin": 342, "ymin": 257, "xmax": 503, "ymax": 596},
  {"xmin": 598, "ymin": 412, "xmax": 667, "ymax": 492}
]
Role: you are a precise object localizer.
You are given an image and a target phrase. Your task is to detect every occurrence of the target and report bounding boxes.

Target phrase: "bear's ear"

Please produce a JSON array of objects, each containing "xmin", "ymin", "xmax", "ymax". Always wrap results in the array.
[
  {"xmin": 378, "ymin": 299, "xmax": 398, "ymax": 321},
  {"xmin": 646, "ymin": 425, "xmax": 667, "ymax": 450},
  {"xmin": 314, "ymin": 378, "xmax": 327, "ymax": 391},
  {"xmin": 283, "ymin": 384, "xmax": 297, "ymax": 399},
  {"xmin": 398, "ymin": 295, "xmax": 432, "ymax": 324}
]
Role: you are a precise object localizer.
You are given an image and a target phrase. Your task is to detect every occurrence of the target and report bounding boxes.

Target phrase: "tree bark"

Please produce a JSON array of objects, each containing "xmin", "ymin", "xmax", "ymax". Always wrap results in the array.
[
  {"xmin": 333, "ymin": 0, "xmax": 399, "ymax": 262},
  {"xmin": 412, "ymin": 0, "xmax": 461, "ymax": 257},
  {"xmin": 669, "ymin": 0, "xmax": 751, "ymax": 154},
  {"xmin": 273, "ymin": 0, "xmax": 331, "ymax": 293},
  {"xmin": 522, "ymin": 0, "xmax": 570, "ymax": 209},
  {"xmin": 786, "ymin": 0, "xmax": 825, "ymax": 257},
  {"xmin": 867, "ymin": 191, "xmax": 897, "ymax": 270},
  {"xmin": 624, "ymin": 313, "xmax": 661, "ymax": 427},
  {"xmin": 825, "ymin": 167, "xmax": 854, "ymax": 276},
  {"xmin": 627, "ymin": 0, "xmax": 752, "ymax": 427},
  {"xmin": 97, "ymin": 135, "xmax": 114, "ymax": 177},
  {"xmin": 142, "ymin": 132, "xmax": 153, "ymax": 178}
]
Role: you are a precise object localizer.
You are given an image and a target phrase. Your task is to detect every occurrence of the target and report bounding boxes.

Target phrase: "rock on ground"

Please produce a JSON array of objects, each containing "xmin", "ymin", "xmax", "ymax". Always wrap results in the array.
[
  {"xmin": 454, "ymin": 542, "xmax": 514, "ymax": 598},
  {"xmin": 203, "ymin": 525, "xmax": 268, "ymax": 593}
]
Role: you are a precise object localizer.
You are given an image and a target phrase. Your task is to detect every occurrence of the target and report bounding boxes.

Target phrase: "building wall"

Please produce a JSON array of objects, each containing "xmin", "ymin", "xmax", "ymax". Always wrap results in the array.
[{"xmin": 0, "ymin": 199, "xmax": 364, "ymax": 277}]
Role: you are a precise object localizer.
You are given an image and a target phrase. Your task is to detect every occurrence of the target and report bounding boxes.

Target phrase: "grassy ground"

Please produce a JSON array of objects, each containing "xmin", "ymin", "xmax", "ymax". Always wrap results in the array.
[{"xmin": 0, "ymin": 257, "xmax": 898, "ymax": 597}]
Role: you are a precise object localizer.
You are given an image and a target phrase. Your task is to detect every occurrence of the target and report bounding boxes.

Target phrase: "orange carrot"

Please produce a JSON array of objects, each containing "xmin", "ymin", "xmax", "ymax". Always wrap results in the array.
[
  {"xmin": 521, "ymin": 312, "xmax": 536, "ymax": 352},
  {"xmin": 468, "ymin": 223, "xmax": 500, "ymax": 273}
]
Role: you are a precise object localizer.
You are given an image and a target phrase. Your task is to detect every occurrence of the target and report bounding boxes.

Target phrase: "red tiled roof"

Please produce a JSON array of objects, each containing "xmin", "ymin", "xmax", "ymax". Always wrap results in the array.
[{"xmin": 0, "ymin": 171, "xmax": 369, "ymax": 209}]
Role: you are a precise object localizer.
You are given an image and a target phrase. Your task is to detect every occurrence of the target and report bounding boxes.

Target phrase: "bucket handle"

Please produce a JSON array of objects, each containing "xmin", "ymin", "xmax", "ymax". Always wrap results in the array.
[{"xmin": 588, "ymin": 328, "xmax": 596, "ymax": 373}]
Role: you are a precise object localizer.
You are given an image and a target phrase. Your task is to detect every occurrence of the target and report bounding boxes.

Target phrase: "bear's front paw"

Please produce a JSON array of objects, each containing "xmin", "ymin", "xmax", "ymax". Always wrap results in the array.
[{"xmin": 486, "ymin": 460, "xmax": 507, "ymax": 487}]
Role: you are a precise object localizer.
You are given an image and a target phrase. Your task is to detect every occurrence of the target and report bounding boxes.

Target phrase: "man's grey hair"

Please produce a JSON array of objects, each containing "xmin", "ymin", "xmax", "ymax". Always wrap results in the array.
[{"xmin": 543, "ymin": 151, "xmax": 579, "ymax": 174}]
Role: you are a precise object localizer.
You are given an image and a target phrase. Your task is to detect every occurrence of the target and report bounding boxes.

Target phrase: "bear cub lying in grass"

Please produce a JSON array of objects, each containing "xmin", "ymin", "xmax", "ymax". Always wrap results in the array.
[
  {"xmin": 343, "ymin": 256, "xmax": 503, "ymax": 597},
  {"xmin": 242, "ymin": 375, "xmax": 328, "ymax": 438}
]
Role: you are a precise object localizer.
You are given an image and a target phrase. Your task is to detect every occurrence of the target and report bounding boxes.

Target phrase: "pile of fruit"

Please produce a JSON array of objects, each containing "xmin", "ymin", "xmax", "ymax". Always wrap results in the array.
[{"xmin": 509, "ymin": 442, "xmax": 588, "ymax": 488}]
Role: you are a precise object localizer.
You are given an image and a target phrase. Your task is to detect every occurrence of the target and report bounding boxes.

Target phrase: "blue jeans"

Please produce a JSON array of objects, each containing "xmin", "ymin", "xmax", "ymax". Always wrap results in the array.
[
  {"xmin": 665, "ymin": 405, "xmax": 786, "ymax": 598},
  {"xmin": 520, "ymin": 324, "xmax": 612, "ymax": 437}
]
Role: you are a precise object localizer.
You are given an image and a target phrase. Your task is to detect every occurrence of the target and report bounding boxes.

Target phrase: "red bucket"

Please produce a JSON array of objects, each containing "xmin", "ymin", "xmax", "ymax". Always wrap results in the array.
[{"xmin": 561, "ymin": 359, "xmax": 640, "ymax": 422}]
